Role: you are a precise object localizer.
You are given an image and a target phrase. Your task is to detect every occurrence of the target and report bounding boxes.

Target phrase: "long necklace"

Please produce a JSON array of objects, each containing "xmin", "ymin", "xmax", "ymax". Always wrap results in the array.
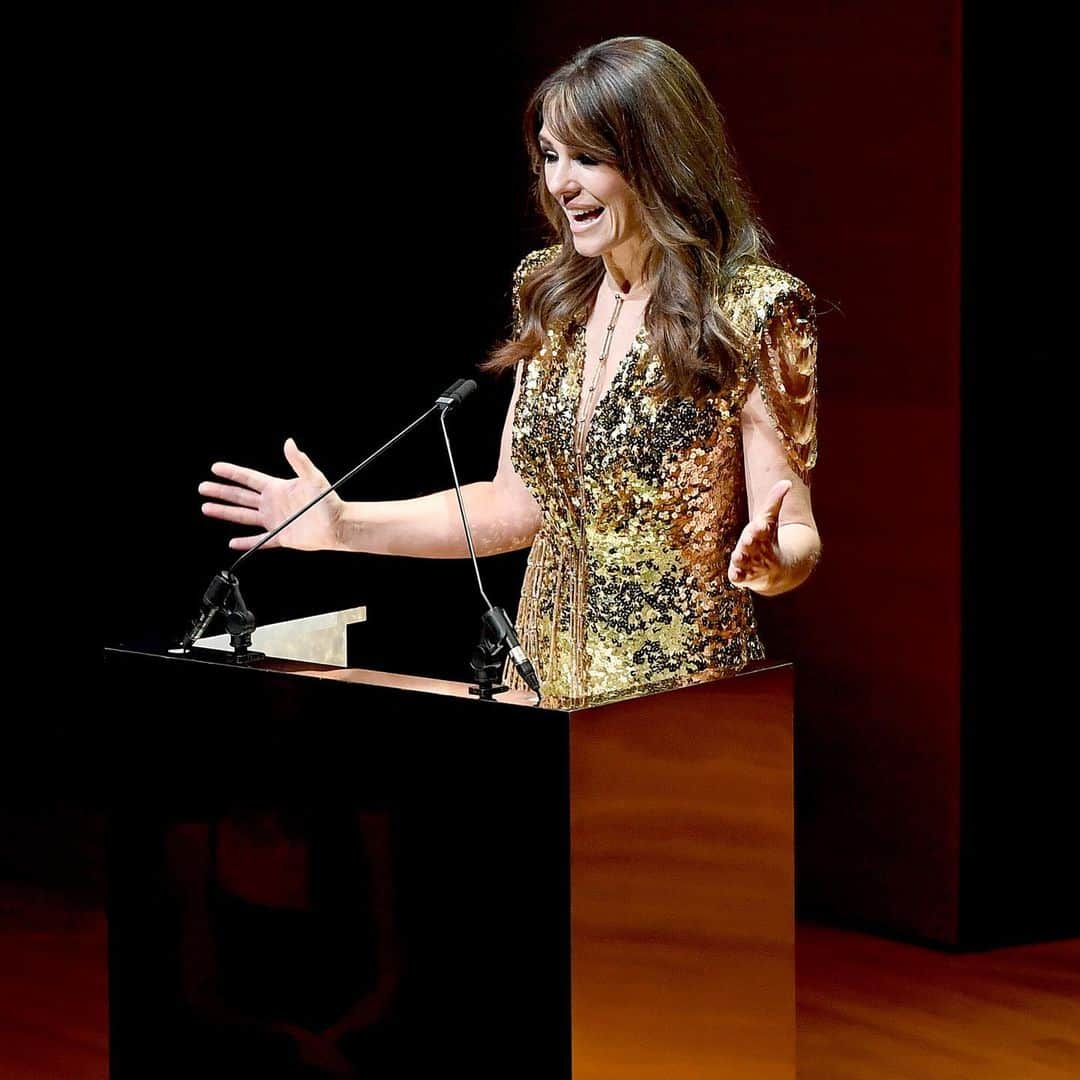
[
  {"xmin": 574, "ymin": 288, "xmax": 627, "ymax": 457},
  {"xmin": 569, "ymin": 283, "xmax": 634, "ymax": 697},
  {"xmin": 569, "ymin": 287, "xmax": 627, "ymax": 696}
]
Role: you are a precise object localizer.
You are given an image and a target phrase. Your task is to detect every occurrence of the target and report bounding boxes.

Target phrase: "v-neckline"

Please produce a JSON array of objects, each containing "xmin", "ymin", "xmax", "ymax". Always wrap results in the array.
[{"xmin": 570, "ymin": 319, "xmax": 649, "ymax": 457}]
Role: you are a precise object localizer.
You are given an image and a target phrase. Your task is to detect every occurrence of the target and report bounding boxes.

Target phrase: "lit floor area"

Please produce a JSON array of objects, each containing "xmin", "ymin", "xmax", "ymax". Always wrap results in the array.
[
  {"xmin": 795, "ymin": 922, "xmax": 1079, "ymax": 1078},
  {"xmin": 0, "ymin": 883, "xmax": 1076, "ymax": 1079}
]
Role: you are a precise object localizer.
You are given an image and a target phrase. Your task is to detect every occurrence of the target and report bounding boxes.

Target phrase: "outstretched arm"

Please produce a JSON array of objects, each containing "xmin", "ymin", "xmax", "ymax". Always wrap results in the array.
[{"xmin": 200, "ymin": 363, "xmax": 542, "ymax": 559}]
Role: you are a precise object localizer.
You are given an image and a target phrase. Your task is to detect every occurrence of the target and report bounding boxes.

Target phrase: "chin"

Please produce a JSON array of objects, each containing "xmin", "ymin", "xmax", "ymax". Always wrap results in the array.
[{"xmin": 570, "ymin": 234, "xmax": 609, "ymax": 258}]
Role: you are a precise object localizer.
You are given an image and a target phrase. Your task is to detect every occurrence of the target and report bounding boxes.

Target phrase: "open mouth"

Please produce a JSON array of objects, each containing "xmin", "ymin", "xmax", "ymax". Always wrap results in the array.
[{"xmin": 571, "ymin": 206, "xmax": 605, "ymax": 224}]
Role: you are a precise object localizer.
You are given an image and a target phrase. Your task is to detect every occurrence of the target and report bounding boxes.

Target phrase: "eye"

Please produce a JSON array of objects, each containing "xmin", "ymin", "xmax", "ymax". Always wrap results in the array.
[{"xmin": 539, "ymin": 149, "xmax": 601, "ymax": 167}]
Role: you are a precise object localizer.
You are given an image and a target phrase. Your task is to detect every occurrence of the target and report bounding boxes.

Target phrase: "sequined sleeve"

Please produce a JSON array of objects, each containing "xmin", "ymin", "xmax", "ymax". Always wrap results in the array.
[
  {"xmin": 746, "ymin": 280, "xmax": 819, "ymax": 483},
  {"xmin": 510, "ymin": 245, "xmax": 562, "ymax": 340}
]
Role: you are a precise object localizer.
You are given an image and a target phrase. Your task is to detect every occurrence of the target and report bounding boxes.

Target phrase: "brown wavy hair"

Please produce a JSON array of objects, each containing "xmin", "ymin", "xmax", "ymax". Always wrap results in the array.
[{"xmin": 483, "ymin": 36, "xmax": 778, "ymax": 398}]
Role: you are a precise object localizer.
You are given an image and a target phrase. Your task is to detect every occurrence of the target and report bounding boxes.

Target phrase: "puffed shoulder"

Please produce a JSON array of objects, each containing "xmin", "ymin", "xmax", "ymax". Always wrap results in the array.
[
  {"xmin": 723, "ymin": 264, "xmax": 819, "ymax": 482},
  {"xmin": 511, "ymin": 244, "xmax": 562, "ymax": 337},
  {"xmin": 513, "ymin": 244, "xmax": 562, "ymax": 285}
]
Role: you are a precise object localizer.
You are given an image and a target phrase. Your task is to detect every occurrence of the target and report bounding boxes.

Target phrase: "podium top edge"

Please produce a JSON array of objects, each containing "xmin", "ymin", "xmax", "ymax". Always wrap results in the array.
[{"xmin": 103, "ymin": 646, "xmax": 792, "ymax": 712}]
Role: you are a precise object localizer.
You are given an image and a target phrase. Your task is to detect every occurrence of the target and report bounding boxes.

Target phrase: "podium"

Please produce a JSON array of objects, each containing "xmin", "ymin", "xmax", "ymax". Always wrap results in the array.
[{"xmin": 103, "ymin": 622, "xmax": 794, "ymax": 1079}]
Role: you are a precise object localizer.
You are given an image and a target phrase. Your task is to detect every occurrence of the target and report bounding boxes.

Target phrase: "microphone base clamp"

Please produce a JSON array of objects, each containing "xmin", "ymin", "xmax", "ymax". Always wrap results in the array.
[
  {"xmin": 180, "ymin": 571, "xmax": 265, "ymax": 664},
  {"xmin": 467, "ymin": 609, "xmax": 512, "ymax": 700}
]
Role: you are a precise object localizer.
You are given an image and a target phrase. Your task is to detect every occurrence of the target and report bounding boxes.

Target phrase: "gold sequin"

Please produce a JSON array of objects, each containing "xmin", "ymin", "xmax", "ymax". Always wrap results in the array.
[{"xmin": 505, "ymin": 245, "xmax": 819, "ymax": 708}]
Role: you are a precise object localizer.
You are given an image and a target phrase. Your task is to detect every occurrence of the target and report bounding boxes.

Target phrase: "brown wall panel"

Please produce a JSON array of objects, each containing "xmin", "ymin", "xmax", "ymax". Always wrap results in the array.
[{"xmin": 509, "ymin": 1, "xmax": 964, "ymax": 941}]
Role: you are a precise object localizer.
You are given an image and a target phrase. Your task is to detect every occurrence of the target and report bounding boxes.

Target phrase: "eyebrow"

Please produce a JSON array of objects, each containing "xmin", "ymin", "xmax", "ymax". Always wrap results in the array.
[{"xmin": 538, "ymin": 131, "xmax": 582, "ymax": 152}]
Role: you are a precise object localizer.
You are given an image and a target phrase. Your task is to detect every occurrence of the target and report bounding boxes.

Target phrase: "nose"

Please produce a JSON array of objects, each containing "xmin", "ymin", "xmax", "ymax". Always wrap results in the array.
[{"xmin": 546, "ymin": 157, "xmax": 580, "ymax": 202}]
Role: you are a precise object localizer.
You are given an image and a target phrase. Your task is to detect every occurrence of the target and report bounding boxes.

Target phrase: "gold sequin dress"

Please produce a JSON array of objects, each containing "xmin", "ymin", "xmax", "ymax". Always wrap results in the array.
[{"xmin": 504, "ymin": 245, "xmax": 818, "ymax": 708}]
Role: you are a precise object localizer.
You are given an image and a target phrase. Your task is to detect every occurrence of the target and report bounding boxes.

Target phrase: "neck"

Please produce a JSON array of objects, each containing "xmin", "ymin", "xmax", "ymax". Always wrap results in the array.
[{"xmin": 602, "ymin": 238, "xmax": 650, "ymax": 301}]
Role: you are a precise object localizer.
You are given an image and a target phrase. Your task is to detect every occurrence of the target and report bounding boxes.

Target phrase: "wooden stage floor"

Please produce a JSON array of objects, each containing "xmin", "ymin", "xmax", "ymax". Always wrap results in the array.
[{"xmin": 0, "ymin": 883, "xmax": 1076, "ymax": 1078}]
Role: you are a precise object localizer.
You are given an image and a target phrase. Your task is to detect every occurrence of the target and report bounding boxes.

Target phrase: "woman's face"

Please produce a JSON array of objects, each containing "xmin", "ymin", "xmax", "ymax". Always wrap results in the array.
[{"xmin": 538, "ymin": 125, "xmax": 645, "ymax": 262}]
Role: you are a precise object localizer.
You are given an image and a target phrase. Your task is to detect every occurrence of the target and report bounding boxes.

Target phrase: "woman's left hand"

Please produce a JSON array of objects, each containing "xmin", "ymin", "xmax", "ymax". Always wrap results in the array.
[{"xmin": 727, "ymin": 479, "xmax": 792, "ymax": 592}]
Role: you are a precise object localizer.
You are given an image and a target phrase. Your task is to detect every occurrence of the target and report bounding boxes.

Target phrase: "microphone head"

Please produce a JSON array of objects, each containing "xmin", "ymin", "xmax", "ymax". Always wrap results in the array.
[{"xmin": 437, "ymin": 378, "xmax": 478, "ymax": 412}]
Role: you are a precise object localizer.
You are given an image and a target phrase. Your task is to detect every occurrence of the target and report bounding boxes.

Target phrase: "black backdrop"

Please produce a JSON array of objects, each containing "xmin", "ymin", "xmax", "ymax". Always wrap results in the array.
[{"xmin": 102, "ymin": 19, "xmax": 559, "ymax": 680}]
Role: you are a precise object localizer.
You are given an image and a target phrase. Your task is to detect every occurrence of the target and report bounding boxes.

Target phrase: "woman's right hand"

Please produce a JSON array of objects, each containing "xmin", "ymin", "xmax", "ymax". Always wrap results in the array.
[{"xmin": 198, "ymin": 438, "xmax": 344, "ymax": 553}]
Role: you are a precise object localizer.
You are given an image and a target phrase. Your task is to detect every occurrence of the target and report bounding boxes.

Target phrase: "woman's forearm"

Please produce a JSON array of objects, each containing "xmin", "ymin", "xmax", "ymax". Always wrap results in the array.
[
  {"xmin": 333, "ymin": 481, "xmax": 538, "ymax": 559},
  {"xmin": 752, "ymin": 522, "xmax": 822, "ymax": 597}
]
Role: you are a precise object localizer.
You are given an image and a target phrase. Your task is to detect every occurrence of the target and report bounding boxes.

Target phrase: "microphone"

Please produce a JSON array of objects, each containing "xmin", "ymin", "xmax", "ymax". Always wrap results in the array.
[
  {"xmin": 436, "ymin": 378, "xmax": 477, "ymax": 413},
  {"xmin": 437, "ymin": 401, "xmax": 543, "ymax": 701},
  {"xmin": 180, "ymin": 570, "xmax": 236, "ymax": 651},
  {"xmin": 179, "ymin": 569, "xmax": 260, "ymax": 660},
  {"xmin": 482, "ymin": 606, "xmax": 541, "ymax": 696}
]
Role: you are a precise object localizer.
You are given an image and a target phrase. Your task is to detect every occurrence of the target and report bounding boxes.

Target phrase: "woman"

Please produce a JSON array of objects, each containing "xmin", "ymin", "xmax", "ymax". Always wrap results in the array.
[{"xmin": 199, "ymin": 37, "xmax": 821, "ymax": 708}]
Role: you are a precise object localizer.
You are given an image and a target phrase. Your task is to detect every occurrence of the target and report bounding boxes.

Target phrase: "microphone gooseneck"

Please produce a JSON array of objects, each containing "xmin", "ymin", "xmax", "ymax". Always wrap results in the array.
[
  {"xmin": 228, "ymin": 383, "xmax": 470, "ymax": 573},
  {"xmin": 439, "ymin": 404, "xmax": 542, "ymax": 702},
  {"xmin": 181, "ymin": 380, "xmax": 483, "ymax": 658}
]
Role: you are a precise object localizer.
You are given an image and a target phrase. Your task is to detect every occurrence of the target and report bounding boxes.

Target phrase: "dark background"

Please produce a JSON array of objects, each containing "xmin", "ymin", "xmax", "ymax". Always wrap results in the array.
[
  {"xmin": 99, "ymin": 19, "xmax": 539, "ymax": 672},
  {"xmin": 56, "ymin": 2, "xmax": 1070, "ymax": 947}
]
